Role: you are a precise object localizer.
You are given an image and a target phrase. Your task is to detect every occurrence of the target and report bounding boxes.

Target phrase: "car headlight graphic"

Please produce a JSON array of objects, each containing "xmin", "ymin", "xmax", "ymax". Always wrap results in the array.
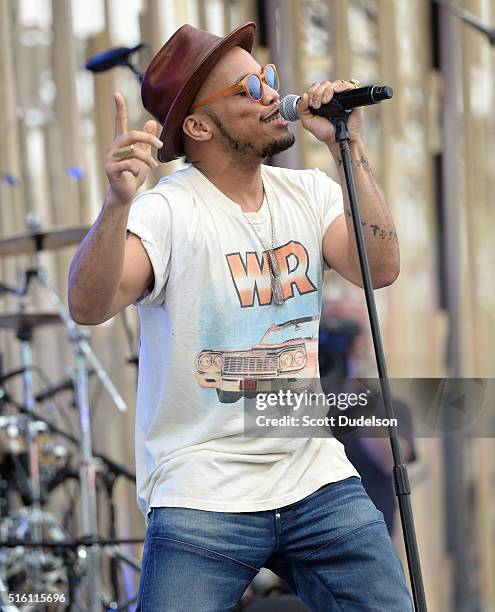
[
  {"xmin": 196, "ymin": 352, "xmax": 223, "ymax": 372},
  {"xmin": 198, "ymin": 353, "xmax": 212, "ymax": 370},
  {"xmin": 212, "ymin": 355, "xmax": 223, "ymax": 369},
  {"xmin": 279, "ymin": 348, "xmax": 306, "ymax": 372},
  {"xmin": 293, "ymin": 349, "xmax": 305, "ymax": 366}
]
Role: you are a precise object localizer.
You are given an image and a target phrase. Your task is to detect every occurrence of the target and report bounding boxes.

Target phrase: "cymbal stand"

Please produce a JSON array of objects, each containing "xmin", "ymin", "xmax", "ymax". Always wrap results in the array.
[
  {"xmin": 12, "ymin": 287, "xmax": 47, "ymax": 591},
  {"xmin": 20, "ymin": 264, "xmax": 127, "ymax": 612}
]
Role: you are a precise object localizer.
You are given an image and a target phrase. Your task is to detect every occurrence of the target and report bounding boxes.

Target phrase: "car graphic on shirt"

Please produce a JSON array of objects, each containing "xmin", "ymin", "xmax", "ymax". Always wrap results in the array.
[{"xmin": 194, "ymin": 315, "xmax": 319, "ymax": 403}]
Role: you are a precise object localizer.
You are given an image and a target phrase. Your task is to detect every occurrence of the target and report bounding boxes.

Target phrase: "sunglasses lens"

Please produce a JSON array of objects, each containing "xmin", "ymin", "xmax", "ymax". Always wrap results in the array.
[
  {"xmin": 265, "ymin": 66, "xmax": 279, "ymax": 90},
  {"xmin": 245, "ymin": 74, "xmax": 262, "ymax": 100}
]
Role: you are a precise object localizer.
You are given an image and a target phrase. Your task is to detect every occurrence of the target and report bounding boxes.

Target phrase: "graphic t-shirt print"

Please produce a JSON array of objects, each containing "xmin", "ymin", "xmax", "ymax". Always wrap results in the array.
[
  {"xmin": 226, "ymin": 240, "xmax": 317, "ymax": 308},
  {"xmin": 194, "ymin": 240, "xmax": 319, "ymax": 403}
]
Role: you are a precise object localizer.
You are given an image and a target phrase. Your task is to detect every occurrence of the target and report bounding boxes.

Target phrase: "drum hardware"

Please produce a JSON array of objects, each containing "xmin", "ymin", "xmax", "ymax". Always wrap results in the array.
[
  {"xmin": 0, "ymin": 366, "xmax": 28, "ymax": 385},
  {"xmin": 1, "ymin": 391, "xmax": 135, "ymax": 484},
  {"xmin": 0, "ymin": 508, "xmax": 71, "ymax": 599},
  {"xmin": 0, "ymin": 312, "xmax": 62, "ymax": 333},
  {"xmin": 100, "ymin": 453, "xmax": 138, "ymax": 602},
  {"xmin": 1, "ymin": 386, "xmax": 139, "ymax": 608},
  {"xmin": 0, "ymin": 371, "xmax": 73, "ymax": 511},
  {"xmin": 0, "ymin": 535, "xmax": 144, "ymax": 610},
  {"xmin": 0, "ymin": 223, "xmax": 134, "ymax": 609},
  {"xmin": 3, "ymin": 310, "xmax": 64, "ymax": 591},
  {"xmin": 0, "ymin": 415, "xmax": 28, "ymax": 457},
  {"xmin": 16, "ymin": 263, "xmax": 128, "ymax": 610},
  {"xmin": 0, "ymin": 226, "xmax": 89, "ymax": 258},
  {"xmin": 1, "ymin": 536, "xmax": 145, "ymax": 548},
  {"xmin": 34, "ymin": 368, "xmax": 96, "ymax": 405},
  {"xmin": 0, "ymin": 415, "xmax": 69, "ymax": 500},
  {"xmin": 107, "ymin": 593, "xmax": 139, "ymax": 611},
  {"xmin": 16, "ymin": 268, "xmax": 127, "ymax": 412}
]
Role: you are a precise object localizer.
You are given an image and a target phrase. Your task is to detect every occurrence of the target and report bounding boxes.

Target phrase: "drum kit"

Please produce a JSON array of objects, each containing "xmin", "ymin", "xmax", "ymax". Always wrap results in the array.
[{"xmin": 0, "ymin": 225, "xmax": 142, "ymax": 611}]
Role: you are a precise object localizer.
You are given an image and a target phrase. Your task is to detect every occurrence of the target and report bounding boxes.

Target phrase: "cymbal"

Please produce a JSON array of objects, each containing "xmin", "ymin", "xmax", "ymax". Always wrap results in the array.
[
  {"xmin": 0, "ymin": 226, "xmax": 89, "ymax": 257},
  {"xmin": 0, "ymin": 312, "xmax": 61, "ymax": 333}
]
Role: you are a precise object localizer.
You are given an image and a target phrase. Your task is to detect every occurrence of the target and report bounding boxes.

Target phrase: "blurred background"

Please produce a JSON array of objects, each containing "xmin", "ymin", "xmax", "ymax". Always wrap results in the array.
[{"xmin": 0, "ymin": 0, "xmax": 494, "ymax": 610}]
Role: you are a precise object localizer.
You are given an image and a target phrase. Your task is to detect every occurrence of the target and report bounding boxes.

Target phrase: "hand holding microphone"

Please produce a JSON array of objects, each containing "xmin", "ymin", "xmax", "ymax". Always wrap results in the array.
[{"xmin": 279, "ymin": 79, "xmax": 393, "ymax": 147}]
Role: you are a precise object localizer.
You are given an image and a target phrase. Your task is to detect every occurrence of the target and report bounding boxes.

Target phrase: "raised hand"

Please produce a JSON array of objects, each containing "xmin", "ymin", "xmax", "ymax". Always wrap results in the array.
[
  {"xmin": 297, "ymin": 80, "xmax": 364, "ymax": 147},
  {"xmin": 105, "ymin": 92, "xmax": 163, "ymax": 205}
]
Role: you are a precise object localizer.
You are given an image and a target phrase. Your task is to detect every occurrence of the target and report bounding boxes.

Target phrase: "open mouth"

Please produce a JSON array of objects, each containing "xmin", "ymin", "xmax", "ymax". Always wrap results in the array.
[
  {"xmin": 261, "ymin": 110, "xmax": 280, "ymax": 123},
  {"xmin": 260, "ymin": 111, "xmax": 286, "ymax": 125}
]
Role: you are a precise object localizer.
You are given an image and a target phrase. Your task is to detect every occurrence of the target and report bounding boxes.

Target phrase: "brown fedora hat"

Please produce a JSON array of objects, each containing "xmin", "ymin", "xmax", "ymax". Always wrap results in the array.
[{"xmin": 142, "ymin": 22, "xmax": 256, "ymax": 163}]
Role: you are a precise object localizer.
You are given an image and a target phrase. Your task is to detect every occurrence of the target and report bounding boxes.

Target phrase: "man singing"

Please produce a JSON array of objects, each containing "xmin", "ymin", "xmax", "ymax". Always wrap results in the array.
[{"xmin": 69, "ymin": 21, "xmax": 412, "ymax": 611}]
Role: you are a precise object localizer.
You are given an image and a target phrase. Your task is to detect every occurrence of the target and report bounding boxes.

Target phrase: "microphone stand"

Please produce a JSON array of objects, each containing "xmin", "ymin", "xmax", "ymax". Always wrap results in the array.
[
  {"xmin": 432, "ymin": 0, "xmax": 495, "ymax": 45},
  {"xmin": 122, "ymin": 59, "xmax": 144, "ymax": 83},
  {"xmin": 85, "ymin": 45, "xmax": 145, "ymax": 84},
  {"xmin": 330, "ymin": 109, "xmax": 427, "ymax": 612}
]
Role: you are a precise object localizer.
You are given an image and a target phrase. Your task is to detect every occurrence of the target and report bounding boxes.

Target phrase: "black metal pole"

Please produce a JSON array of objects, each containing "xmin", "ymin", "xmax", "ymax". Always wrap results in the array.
[
  {"xmin": 102, "ymin": 470, "xmax": 121, "ymax": 601},
  {"xmin": 332, "ymin": 114, "xmax": 427, "ymax": 612}
]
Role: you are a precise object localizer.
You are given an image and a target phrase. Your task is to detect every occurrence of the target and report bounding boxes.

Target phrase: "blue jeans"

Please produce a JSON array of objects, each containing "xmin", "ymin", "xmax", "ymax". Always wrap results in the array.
[{"xmin": 137, "ymin": 477, "xmax": 413, "ymax": 611}]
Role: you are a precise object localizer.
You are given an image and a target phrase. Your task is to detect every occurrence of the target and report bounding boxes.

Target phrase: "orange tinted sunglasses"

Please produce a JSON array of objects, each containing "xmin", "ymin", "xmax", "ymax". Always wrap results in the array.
[{"xmin": 191, "ymin": 64, "xmax": 279, "ymax": 110}]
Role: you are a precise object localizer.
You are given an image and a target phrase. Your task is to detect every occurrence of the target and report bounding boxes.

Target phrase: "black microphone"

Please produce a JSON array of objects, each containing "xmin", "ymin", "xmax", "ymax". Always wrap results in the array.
[
  {"xmin": 85, "ymin": 44, "xmax": 144, "ymax": 73},
  {"xmin": 279, "ymin": 85, "xmax": 393, "ymax": 122}
]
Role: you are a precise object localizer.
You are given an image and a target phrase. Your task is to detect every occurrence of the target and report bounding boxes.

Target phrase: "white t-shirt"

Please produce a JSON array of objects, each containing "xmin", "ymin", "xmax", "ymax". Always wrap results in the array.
[{"xmin": 127, "ymin": 164, "xmax": 359, "ymax": 518}]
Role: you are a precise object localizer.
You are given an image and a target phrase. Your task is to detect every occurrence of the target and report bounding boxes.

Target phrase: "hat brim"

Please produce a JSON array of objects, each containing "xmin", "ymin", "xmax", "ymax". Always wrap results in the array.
[{"xmin": 157, "ymin": 22, "xmax": 256, "ymax": 163}]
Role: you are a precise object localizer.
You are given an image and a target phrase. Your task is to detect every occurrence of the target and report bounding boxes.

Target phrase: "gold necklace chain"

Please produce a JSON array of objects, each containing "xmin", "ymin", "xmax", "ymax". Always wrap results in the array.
[
  {"xmin": 194, "ymin": 165, "xmax": 285, "ymax": 305},
  {"xmin": 241, "ymin": 193, "xmax": 285, "ymax": 305}
]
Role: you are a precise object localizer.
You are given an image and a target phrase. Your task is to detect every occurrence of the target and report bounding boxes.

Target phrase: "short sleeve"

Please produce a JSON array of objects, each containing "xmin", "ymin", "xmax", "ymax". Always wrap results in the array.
[
  {"xmin": 304, "ymin": 168, "xmax": 344, "ymax": 271},
  {"xmin": 127, "ymin": 191, "xmax": 172, "ymax": 306},
  {"xmin": 311, "ymin": 168, "xmax": 344, "ymax": 235}
]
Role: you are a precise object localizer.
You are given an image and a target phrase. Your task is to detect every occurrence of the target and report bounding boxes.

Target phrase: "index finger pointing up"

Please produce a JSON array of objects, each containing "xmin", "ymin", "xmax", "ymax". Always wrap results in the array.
[{"xmin": 114, "ymin": 92, "xmax": 128, "ymax": 138}]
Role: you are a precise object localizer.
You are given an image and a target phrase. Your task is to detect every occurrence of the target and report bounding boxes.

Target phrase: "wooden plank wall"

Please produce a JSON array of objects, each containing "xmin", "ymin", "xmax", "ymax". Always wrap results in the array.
[{"xmin": 283, "ymin": 1, "xmax": 494, "ymax": 610}]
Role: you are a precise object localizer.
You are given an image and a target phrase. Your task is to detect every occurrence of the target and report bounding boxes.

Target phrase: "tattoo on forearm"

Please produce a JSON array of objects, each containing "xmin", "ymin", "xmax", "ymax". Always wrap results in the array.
[
  {"xmin": 370, "ymin": 223, "xmax": 397, "ymax": 240},
  {"xmin": 355, "ymin": 155, "xmax": 370, "ymax": 169},
  {"xmin": 336, "ymin": 155, "xmax": 373, "ymax": 174},
  {"xmin": 344, "ymin": 209, "xmax": 397, "ymax": 240}
]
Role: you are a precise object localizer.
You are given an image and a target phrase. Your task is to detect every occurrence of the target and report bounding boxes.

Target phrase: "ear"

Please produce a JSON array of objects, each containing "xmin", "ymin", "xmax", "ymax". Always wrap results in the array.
[{"xmin": 182, "ymin": 113, "xmax": 213, "ymax": 143}]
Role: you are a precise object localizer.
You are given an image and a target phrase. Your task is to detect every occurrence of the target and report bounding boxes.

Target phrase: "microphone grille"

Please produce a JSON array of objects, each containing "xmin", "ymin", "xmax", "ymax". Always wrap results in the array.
[{"xmin": 279, "ymin": 95, "xmax": 300, "ymax": 122}]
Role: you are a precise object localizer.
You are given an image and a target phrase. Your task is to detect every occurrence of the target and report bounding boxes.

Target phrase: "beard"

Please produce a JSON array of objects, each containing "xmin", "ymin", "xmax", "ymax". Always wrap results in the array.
[
  {"xmin": 260, "ymin": 132, "xmax": 296, "ymax": 158},
  {"xmin": 207, "ymin": 111, "xmax": 295, "ymax": 160}
]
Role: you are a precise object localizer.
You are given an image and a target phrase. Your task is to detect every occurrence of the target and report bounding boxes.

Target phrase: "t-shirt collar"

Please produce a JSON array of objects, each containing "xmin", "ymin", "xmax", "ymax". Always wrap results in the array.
[{"xmin": 188, "ymin": 164, "xmax": 272, "ymax": 221}]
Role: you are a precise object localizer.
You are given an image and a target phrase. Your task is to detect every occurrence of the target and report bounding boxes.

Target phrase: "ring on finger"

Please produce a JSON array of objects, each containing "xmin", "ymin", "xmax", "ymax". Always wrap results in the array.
[
  {"xmin": 112, "ymin": 144, "xmax": 134, "ymax": 160},
  {"xmin": 350, "ymin": 78, "xmax": 360, "ymax": 88}
]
